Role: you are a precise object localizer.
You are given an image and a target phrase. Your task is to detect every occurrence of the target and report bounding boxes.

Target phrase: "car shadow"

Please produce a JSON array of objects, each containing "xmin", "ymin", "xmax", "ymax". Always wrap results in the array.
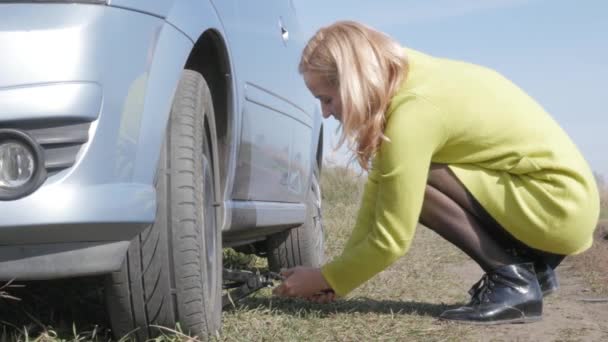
[{"xmin": 0, "ymin": 276, "xmax": 112, "ymax": 338}]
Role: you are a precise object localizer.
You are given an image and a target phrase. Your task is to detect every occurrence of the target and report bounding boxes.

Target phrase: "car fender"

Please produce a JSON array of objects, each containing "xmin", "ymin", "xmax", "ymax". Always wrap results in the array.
[{"xmin": 132, "ymin": 1, "xmax": 232, "ymax": 188}]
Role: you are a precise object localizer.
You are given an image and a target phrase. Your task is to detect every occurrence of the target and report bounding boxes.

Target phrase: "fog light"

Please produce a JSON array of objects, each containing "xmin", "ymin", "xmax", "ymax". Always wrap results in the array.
[
  {"xmin": 0, "ymin": 129, "xmax": 46, "ymax": 200},
  {"xmin": 0, "ymin": 141, "xmax": 35, "ymax": 188}
]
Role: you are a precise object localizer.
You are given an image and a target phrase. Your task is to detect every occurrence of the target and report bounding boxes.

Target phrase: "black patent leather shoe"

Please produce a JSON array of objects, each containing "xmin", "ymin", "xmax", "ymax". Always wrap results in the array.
[
  {"xmin": 440, "ymin": 263, "xmax": 542, "ymax": 325},
  {"xmin": 465, "ymin": 263, "xmax": 558, "ymax": 298}
]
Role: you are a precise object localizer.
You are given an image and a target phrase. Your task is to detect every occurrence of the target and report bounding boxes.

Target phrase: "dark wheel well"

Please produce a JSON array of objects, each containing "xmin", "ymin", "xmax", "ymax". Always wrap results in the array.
[{"xmin": 185, "ymin": 30, "xmax": 232, "ymax": 202}]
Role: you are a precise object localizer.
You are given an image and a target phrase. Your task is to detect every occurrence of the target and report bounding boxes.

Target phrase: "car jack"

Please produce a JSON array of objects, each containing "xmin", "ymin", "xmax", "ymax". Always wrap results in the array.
[{"xmin": 222, "ymin": 268, "xmax": 283, "ymax": 308}]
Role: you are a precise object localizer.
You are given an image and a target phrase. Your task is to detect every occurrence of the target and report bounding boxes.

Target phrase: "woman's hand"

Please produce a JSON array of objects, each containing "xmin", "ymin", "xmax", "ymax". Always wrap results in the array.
[{"xmin": 272, "ymin": 266, "xmax": 334, "ymax": 299}]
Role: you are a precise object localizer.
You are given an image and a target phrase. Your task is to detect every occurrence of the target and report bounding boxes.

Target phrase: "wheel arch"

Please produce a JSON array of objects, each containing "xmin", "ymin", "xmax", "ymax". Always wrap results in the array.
[
  {"xmin": 184, "ymin": 29, "xmax": 233, "ymax": 209},
  {"xmin": 164, "ymin": 0, "xmax": 239, "ymax": 216}
]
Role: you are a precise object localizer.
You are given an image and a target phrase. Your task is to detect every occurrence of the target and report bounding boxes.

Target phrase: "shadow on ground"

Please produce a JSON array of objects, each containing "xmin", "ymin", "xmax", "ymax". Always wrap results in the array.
[{"xmin": 228, "ymin": 296, "xmax": 462, "ymax": 318}]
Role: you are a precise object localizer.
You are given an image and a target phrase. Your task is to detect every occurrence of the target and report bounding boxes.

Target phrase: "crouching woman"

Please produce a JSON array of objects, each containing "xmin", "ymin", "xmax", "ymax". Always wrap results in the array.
[{"xmin": 273, "ymin": 21, "xmax": 600, "ymax": 325}]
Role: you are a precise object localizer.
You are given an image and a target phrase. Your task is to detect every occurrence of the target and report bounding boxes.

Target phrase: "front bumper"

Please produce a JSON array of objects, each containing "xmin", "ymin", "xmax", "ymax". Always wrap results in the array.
[
  {"xmin": 0, "ymin": 183, "xmax": 153, "ymax": 280},
  {"xmin": 0, "ymin": 4, "xmax": 192, "ymax": 280}
]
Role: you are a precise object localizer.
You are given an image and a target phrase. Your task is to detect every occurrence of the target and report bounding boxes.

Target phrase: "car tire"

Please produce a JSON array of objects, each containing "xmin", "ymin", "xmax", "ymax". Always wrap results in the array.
[
  {"xmin": 104, "ymin": 70, "xmax": 222, "ymax": 340},
  {"xmin": 265, "ymin": 165, "xmax": 325, "ymax": 271}
]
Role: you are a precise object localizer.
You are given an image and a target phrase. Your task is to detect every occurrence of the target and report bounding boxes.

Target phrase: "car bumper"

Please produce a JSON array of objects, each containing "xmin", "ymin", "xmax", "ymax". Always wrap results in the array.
[
  {"xmin": 0, "ymin": 4, "xmax": 192, "ymax": 280},
  {"xmin": 0, "ymin": 183, "xmax": 154, "ymax": 280}
]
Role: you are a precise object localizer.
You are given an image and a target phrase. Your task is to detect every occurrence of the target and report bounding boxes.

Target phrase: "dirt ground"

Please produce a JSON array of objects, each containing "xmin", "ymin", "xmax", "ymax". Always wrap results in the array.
[{"xmin": 449, "ymin": 220, "xmax": 608, "ymax": 342}]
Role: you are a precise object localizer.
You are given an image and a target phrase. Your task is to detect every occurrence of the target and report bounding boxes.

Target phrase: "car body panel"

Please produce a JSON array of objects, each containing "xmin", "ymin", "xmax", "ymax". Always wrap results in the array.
[
  {"xmin": 0, "ymin": 241, "xmax": 130, "ymax": 280},
  {"xmin": 0, "ymin": 83, "xmax": 102, "ymax": 123},
  {"xmin": 212, "ymin": 0, "xmax": 315, "ymax": 204}
]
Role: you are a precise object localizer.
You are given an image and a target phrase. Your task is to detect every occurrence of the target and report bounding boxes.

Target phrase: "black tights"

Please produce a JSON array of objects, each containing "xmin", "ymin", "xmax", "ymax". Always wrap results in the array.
[{"xmin": 420, "ymin": 164, "xmax": 565, "ymax": 273}]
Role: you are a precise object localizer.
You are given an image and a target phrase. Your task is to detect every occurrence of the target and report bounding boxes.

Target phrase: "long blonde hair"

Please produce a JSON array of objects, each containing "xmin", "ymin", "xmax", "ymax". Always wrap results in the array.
[{"xmin": 299, "ymin": 21, "xmax": 408, "ymax": 170}]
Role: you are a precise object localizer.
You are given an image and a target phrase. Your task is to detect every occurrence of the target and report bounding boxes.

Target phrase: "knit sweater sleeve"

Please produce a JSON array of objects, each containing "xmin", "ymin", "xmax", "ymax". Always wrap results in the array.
[{"xmin": 321, "ymin": 94, "xmax": 447, "ymax": 296}]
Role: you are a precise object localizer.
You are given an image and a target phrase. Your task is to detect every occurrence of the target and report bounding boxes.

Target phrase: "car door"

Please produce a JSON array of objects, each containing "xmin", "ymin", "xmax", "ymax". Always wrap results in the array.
[
  {"xmin": 274, "ymin": 0, "xmax": 316, "ymax": 202},
  {"xmin": 214, "ymin": 0, "xmax": 303, "ymax": 202}
]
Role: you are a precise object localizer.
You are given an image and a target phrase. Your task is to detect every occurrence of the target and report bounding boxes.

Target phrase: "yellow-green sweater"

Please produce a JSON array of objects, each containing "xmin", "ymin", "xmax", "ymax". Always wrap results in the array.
[{"xmin": 321, "ymin": 48, "xmax": 600, "ymax": 297}]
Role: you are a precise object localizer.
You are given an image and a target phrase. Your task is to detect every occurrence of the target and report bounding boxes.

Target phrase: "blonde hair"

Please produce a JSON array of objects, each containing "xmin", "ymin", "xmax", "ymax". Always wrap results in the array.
[{"xmin": 299, "ymin": 21, "xmax": 408, "ymax": 170}]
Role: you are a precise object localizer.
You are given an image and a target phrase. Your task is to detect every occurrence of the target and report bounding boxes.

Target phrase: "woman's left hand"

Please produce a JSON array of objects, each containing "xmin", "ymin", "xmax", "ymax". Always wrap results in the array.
[{"xmin": 272, "ymin": 266, "xmax": 332, "ymax": 298}]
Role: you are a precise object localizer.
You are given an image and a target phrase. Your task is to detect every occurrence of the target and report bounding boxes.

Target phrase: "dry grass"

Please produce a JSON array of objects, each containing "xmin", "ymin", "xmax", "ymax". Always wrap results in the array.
[{"xmin": 1, "ymin": 167, "xmax": 606, "ymax": 341}]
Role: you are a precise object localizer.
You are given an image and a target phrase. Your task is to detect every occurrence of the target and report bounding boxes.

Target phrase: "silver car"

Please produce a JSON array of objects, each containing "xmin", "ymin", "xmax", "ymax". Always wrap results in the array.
[{"xmin": 0, "ymin": 0, "xmax": 324, "ymax": 339}]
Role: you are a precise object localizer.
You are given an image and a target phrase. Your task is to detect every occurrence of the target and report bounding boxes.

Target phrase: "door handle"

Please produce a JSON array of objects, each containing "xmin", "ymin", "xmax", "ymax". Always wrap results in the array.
[{"xmin": 279, "ymin": 17, "xmax": 289, "ymax": 43}]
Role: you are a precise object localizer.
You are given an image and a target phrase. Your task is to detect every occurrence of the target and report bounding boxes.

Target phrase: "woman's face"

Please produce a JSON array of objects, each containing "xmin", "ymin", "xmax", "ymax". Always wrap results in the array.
[{"xmin": 303, "ymin": 72, "xmax": 343, "ymax": 122}]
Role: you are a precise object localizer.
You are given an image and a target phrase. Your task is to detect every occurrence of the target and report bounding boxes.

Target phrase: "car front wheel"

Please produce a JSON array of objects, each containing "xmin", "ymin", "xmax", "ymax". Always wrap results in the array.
[{"xmin": 104, "ymin": 70, "xmax": 221, "ymax": 340}]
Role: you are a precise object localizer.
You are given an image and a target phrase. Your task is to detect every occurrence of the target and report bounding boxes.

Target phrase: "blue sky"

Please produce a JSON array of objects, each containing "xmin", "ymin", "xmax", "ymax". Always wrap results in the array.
[{"xmin": 293, "ymin": 0, "xmax": 607, "ymax": 176}]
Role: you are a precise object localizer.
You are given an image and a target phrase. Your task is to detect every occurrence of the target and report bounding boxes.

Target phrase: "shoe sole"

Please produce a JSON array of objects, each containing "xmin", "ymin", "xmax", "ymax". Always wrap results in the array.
[{"xmin": 439, "ymin": 315, "xmax": 542, "ymax": 325}]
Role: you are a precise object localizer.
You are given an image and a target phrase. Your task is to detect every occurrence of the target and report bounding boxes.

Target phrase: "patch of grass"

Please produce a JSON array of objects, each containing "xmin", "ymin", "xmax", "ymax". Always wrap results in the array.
[{"xmin": 223, "ymin": 247, "xmax": 266, "ymax": 270}]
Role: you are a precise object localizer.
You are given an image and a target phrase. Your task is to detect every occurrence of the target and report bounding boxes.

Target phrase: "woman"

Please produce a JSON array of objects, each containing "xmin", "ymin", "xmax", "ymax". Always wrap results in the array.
[{"xmin": 273, "ymin": 21, "xmax": 600, "ymax": 324}]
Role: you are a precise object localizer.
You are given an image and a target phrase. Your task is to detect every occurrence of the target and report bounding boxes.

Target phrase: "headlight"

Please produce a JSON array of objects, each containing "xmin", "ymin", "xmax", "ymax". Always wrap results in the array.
[
  {"xmin": 0, "ymin": 141, "xmax": 35, "ymax": 188},
  {"xmin": 0, "ymin": 129, "xmax": 46, "ymax": 200}
]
